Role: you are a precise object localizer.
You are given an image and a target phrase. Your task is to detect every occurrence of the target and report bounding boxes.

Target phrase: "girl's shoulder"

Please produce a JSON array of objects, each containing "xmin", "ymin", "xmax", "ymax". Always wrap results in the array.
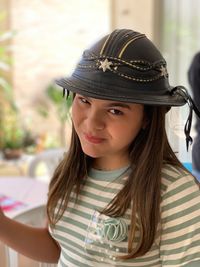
[{"xmin": 161, "ymin": 163, "xmax": 199, "ymax": 195}]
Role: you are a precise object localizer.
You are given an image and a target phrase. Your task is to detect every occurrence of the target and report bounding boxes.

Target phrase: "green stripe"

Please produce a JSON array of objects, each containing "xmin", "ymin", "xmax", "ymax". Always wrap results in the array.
[
  {"xmin": 55, "ymin": 224, "xmax": 85, "ymax": 241},
  {"xmin": 69, "ymin": 197, "xmax": 131, "ymax": 219},
  {"xmin": 162, "ymin": 202, "xmax": 200, "ymax": 223},
  {"xmin": 162, "ymin": 172, "xmax": 178, "ymax": 183},
  {"xmin": 162, "ymin": 180, "xmax": 196, "ymax": 201},
  {"xmin": 61, "ymin": 249, "xmax": 91, "ymax": 267},
  {"xmin": 65, "ymin": 205, "xmax": 92, "ymax": 220},
  {"xmin": 53, "ymin": 232, "xmax": 84, "ymax": 252},
  {"xmin": 125, "ymin": 250, "xmax": 160, "ymax": 264},
  {"xmin": 161, "ymin": 252, "xmax": 200, "ymax": 266},
  {"xmin": 161, "ymin": 183, "xmax": 168, "ymax": 193},
  {"xmin": 70, "ymin": 196, "xmax": 106, "ymax": 211},
  {"xmin": 79, "ymin": 189, "xmax": 115, "ymax": 203},
  {"xmin": 162, "ymin": 191, "xmax": 200, "ymax": 212},
  {"xmin": 57, "ymin": 235, "xmax": 108, "ymax": 264},
  {"xmin": 182, "ymin": 259, "xmax": 200, "ymax": 267},
  {"xmin": 162, "ymin": 215, "xmax": 200, "ymax": 234},
  {"xmin": 88, "ymin": 166, "xmax": 130, "ymax": 181},
  {"xmin": 67, "ymin": 204, "xmax": 131, "ymax": 222},
  {"xmin": 59, "ymin": 257, "xmax": 66, "ymax": 267},
  {"xmin": 60, "ymin": 216, "xmax": 88, "ymax": 230},
  {"xmin": 161, "ymin": 227, "xmax": 200, "ymax": 245},
  {"xmin": 161, "ymin": 239, "xmax": 200, "ymax": 256},
  {"xmin": 85, "ymin": 179, "xmax": 123, "ymax": 193},
  {"xmin": 54, "ymin": 232, "xmax": 128, "ymax": 264},
  {"xmin": 162, "ymin": 165, "xmax": 182, "ymax": 177},
  {"xmin": 55, "ymin": 231, "xmax": 127, "ymax": 257},
  {"xmin": 165, "ymin": 164, "xmax": 185, "ymax": 175}
]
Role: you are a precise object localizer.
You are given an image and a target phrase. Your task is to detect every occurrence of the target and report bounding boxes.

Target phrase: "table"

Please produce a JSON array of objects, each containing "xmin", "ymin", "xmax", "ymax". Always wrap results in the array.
[{"xmin": 0, "ymin": 177, "xmax": 49, "ymax": 218}]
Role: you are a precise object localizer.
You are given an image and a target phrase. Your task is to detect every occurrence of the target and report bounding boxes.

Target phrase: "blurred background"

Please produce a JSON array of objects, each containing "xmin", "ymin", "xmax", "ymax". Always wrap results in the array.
[{"xmin": 1, "ymin": 0, "xmax": 200, "ymax": 177}]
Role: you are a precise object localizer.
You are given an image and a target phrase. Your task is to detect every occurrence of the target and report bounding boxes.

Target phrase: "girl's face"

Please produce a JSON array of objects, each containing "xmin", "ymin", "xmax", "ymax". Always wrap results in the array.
[{"xmin": 72, "ymin": 94, "xmax": 145, "ymax": 170}]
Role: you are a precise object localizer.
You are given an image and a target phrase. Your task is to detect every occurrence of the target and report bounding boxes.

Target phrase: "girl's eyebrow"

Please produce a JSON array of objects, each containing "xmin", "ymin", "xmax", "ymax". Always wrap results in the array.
[
  {"xmin": 105, "ymin": 102, "xmax": 131, "ymax": 109},
  {"xmin": 79, "ymin": 95, "xmax": 131, "ymax": 109}
]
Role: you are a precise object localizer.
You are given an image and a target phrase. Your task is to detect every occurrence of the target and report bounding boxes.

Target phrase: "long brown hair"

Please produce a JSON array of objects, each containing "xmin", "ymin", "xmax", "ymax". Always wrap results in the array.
[{"xmin": 47, "ymin": 105, "xmax": 187, "ymax": 259}]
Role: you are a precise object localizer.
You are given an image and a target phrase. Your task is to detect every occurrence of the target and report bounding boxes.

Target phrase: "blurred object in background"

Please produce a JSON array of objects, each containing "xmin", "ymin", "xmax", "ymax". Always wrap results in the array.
[
  {"xmin": 160, "ymin": 0, "xmax": 200, "ymax": 164},
  {"xmin": 0, "ymin": 104, "xmax": 37, "ymax": 159},
  {"xmin": 4, "ymin": 0, "xmax": 111, "ymax": 150},
  {"xmin": 188, "ymin": 52, "xmax": 200, "ymax": 182},
  {"xmin": 28, "ymin": 148, "xmax": 66, "ymax": 182},
  {"xmin": 35, "ymin": 81, "xmax": 73, "ymax": 147}
]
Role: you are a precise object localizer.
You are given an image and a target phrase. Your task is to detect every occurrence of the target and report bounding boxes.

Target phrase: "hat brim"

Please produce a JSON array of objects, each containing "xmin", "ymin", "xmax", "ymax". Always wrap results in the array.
[{"xmin": 56, "ymin": 75, "xmax": 186, "ymax": 107}]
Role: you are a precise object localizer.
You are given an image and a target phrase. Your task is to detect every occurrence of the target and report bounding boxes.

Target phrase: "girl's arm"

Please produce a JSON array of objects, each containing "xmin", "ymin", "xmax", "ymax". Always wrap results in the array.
[{"xmin": 0, "ymin": 208, "xmax": 60, "ymax": 263}]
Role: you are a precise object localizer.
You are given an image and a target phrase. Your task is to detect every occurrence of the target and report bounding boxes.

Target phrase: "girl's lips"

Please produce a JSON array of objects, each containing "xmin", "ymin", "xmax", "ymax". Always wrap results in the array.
[{"xmin": 84, "ymin": 133, "xmax": 105, "ymax": 144}]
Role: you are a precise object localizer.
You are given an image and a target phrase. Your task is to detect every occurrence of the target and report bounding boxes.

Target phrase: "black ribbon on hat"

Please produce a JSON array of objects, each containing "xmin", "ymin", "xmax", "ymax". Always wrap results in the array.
[
  {"xmin": 171, "ymin": 86, "xmax": 200, "ymax": 151},
  {"xmin": 63, "ymin": 87, "xmax": 70, "ymax": 99}
]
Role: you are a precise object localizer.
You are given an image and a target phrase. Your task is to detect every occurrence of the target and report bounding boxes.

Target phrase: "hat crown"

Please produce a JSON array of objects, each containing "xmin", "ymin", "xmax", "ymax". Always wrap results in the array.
[
  {"xmin": 89, "ymin": 29, "xmax": 164, "ymax": 63},
  {"xmin": 77, "ymin": 29, "xmax": 168, "ymax": 86}
]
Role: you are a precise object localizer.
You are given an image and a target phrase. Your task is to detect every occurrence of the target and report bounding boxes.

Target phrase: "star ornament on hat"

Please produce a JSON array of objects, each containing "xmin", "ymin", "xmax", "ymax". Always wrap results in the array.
[
  {"xmin": 99, "ymin": 58, "xmax": 113, "ymax": 72},
  {"xmin": 160, "ymin": 65, "xmax": 168, "ymax": 79}
]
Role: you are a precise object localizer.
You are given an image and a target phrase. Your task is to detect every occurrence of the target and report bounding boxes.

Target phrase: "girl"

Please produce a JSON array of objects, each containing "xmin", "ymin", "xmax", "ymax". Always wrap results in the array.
[{"xmin": 1, "ymin": 29, "xmax": 200, "ymax": 267}]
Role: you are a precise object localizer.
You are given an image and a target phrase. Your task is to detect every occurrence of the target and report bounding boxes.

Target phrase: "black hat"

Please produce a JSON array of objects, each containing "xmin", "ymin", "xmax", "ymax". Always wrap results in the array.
[
  {"xmin": 56, "ymin": 29, "xmax": 200, "ymax": 150},
  {"xmin": 56, "ymin": 29, "xmax": 186, "ymax": 106}
]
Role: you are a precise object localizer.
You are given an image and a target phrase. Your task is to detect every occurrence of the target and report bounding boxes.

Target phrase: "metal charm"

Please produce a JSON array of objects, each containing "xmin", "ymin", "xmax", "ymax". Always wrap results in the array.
[
  {"xmin": 160, "ymin": 65, "xmax": 168, "ymax": 78},
  {"xmin": 99, "ymin": 58, "xmax": 112, "ymax": 72}
]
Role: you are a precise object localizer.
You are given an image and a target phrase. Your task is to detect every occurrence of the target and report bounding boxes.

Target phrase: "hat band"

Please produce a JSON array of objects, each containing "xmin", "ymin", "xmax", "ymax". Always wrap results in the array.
[{"xmin": 77, "ymin": 51, "xmax": 168, "ymax": 83}]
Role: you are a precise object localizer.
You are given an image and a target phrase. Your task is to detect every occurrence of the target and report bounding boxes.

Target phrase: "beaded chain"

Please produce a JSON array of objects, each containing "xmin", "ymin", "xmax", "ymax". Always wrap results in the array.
[{"xmin": 76, "ymin": 50, "xmax": 169, "ymax": 83}]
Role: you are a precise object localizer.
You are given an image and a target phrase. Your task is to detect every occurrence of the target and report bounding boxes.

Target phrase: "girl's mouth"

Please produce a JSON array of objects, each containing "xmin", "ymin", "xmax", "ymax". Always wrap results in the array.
[{"xmin": 84, "ymin": 133, "xmax": 105, "ymax": 144}]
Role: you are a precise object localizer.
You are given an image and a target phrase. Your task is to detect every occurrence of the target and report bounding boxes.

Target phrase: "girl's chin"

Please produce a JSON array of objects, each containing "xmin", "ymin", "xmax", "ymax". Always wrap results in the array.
[
  {"xmin": 83, "ymin": 151, "xmax": 101, "ymax": 158},
  {"xmin": 81, "ymin": 147, "xmax": 103, "ymax": 158}
]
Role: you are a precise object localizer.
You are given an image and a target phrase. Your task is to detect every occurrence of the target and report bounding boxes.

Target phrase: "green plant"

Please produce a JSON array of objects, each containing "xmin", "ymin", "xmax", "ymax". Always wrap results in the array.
[
  {"xmin": 37, "ymin": 82, "xmax": 73, "ymax": 146},
  {"xmin": 0, "ymin": 105, "xmax": 36, "ymax": 150},
  {"xmin": 0, "ymin": 12, "xmax": 15, "ymax": 105},
  {"xmin": 46, "ymin": 83, "xmax": 73, "ymax": 123},
  {"xmin": 3, "ymin": 127, "xmax": 25, "ymax": 149},
  {"xmin": 0, "ymin": 12, "xmax": 22, "ymax": 153},
  {"xmin": 47, "ymin": 82, "xmax": 72, "ymax": 146}
]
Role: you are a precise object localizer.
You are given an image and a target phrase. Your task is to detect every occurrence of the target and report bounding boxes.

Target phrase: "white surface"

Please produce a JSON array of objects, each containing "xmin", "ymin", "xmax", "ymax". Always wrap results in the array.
[{"xmin": 0, "ymin": 177, "xmax": 48, "ymax": 218}]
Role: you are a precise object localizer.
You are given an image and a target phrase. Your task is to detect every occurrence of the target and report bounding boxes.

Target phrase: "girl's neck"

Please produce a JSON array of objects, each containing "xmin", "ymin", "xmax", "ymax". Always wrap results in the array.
[{"xmin": 92, "ymin": 157, "xmax": 130, "ymax": 171}]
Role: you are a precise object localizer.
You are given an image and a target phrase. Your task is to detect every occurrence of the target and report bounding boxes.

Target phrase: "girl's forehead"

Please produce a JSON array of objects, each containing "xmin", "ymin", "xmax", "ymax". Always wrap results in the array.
[
  {"xmin": 76, "ymin": 94, "xmax": 144, "ymax": 110},
  {"xmin": 76, "ymin": 94, "xmax": 143, "ymax": 108}
]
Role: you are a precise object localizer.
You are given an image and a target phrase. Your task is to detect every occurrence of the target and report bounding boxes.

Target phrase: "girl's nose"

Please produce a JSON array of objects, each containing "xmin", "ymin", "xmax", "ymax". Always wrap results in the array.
[{"xmin": 87, "ymin": 110, "xmax": 105, "ymax": 131}]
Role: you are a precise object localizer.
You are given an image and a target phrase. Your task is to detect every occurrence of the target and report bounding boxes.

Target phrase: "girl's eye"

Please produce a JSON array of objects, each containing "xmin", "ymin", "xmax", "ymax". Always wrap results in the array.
[
  {"xmin": 109, "ymin": 109, "xmax": 123, "ymax": 115},
  {"xmin": 78, "ymin": 97, "xmax": 89, "ymax": 104}
]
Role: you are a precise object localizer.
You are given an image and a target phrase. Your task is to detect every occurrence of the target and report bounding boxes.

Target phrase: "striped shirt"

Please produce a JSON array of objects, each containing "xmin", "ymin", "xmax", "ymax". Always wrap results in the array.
[{"xmin": 49, "ymin": 164, "xmax": 200, "ymax": 266}]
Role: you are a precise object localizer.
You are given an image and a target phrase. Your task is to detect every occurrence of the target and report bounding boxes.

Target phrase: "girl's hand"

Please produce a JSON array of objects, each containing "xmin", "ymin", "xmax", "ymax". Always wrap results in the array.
[{"xmin": 0, "ymin": 207, "xmax": 60, "ymax": 262}]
